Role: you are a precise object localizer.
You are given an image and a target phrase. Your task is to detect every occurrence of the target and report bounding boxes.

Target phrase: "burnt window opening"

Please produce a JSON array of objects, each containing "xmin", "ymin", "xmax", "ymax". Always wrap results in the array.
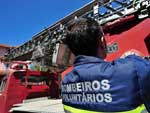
[{"xmin": 144, "ymin": 35, "xmax": 150, "ymax": 54}]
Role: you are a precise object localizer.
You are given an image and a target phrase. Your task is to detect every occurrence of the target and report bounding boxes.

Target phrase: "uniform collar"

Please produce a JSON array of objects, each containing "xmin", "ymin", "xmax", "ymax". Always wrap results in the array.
[{"xmin": 74, "ymin": 55, "xmax": 105, "ymax": 66}]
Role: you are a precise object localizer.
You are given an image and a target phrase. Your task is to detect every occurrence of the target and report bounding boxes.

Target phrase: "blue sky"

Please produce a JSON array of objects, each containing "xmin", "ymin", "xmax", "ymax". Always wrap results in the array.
[{"xmin": 0, "ymin": 0, "xmax": 91, "ymax": 46}]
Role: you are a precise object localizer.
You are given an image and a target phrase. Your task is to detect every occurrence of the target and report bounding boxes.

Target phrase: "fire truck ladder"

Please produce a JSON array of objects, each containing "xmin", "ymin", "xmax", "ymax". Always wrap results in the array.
[
  {"xmin": 7, "ymin": 0, "xmax": 150, "ymax": 62},
  {"xmin": 82, "ymin": 0, "xmax": 150, "ymax": 24}
]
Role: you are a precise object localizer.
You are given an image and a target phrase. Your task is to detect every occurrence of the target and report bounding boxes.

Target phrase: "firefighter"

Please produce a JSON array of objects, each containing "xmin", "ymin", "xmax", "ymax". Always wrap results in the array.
[
  {"xmin": 61, "ymin": 17, "xmax": 150, "ymax": 113},
  {"xmin": 48, "ymin": 64, "xmax": 59, "ymax": 98}
]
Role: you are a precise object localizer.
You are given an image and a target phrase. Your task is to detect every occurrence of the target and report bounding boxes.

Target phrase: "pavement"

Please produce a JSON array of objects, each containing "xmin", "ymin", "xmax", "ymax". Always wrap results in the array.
[{"xmin": 10, "ymin": 98, "xmax": 65, "ymax": 113}]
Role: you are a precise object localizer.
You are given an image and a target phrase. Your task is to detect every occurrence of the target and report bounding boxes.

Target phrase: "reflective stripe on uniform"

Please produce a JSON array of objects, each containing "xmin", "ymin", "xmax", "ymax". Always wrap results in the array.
[
  {"xmin": 63, "ymin": 104, "xmax": 147, "ymax": 113},
  {"xmin": 61, "ymin": 66, "xmax": 74, "ymax": 80}
]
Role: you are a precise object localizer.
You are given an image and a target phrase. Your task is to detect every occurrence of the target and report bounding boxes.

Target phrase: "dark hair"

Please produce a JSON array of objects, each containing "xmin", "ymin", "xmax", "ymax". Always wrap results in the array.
[{"xmin": 63, "ymin": 17, "xmax": 103, "ymax": 56}]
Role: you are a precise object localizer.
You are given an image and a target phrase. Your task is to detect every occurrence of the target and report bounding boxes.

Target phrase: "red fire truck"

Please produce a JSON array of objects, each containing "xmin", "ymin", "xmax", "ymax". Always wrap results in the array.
[
  {"xmin": 105, "ymin": 15, "xmax": 150, "ymax": 61},
  {"xmin": 0, "ymin": 61, "xmax": 53, "ymax": 113}
]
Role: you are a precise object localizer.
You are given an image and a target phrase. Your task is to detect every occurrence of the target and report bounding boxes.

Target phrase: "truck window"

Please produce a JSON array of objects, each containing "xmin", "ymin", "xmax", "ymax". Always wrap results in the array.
[
  {"xmin": 107, "ymin": 43, "xmax": 118, "ymax": 53},
  {"xmin": 0, "ymin": 78, "xmax": 7, "ymax": 92},
  {"xmin": 144, "ymin": 35, "xmax": 150, "ymax": 54},
  {"xmin": 21, "ymin": 75, "xmax": 48, "ymax": 86}
]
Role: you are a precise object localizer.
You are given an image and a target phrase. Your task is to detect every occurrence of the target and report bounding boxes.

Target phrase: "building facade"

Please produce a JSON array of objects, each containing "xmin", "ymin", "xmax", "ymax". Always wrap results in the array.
[{"xmin": 0, "ymin": 44, "xmax": 12, "ymax": 58}]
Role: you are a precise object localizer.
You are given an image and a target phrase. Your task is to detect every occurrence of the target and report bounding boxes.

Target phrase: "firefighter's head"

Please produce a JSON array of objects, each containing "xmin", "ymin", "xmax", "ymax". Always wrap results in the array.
[{"xmin": 64, "ymin": 17, "xmax": 107, "ymax": 59}]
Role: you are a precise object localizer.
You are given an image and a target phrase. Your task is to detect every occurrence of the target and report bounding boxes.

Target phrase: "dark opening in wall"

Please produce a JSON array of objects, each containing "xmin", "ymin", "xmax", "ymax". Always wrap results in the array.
[{"xmin": 144, "ymin": 34, "xmax": 150, "ymax": 54}]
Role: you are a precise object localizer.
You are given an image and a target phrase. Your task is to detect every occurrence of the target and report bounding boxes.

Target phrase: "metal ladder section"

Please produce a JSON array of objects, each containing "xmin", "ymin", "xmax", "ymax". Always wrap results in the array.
[
  {"xmin": 55, "ymin": 0, "xmax": 150, "ymax": 41},
  {"xmin": 81, "ymin": 0, "xmax": 150, "ymax": 24},
  {"xmin": 7, "ymin": 0, "xmax": 150, "ymax": 61}
]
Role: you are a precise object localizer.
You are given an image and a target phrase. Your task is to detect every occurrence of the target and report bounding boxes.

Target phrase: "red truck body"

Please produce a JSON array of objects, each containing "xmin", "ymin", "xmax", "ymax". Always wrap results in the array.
[
  {"xmin": 0, "ymin": 62, "xmax": 51, "ymax": 113},
  {"xmin": 105, "ymin": 16, "xmax": 150, "ymax": 61}
]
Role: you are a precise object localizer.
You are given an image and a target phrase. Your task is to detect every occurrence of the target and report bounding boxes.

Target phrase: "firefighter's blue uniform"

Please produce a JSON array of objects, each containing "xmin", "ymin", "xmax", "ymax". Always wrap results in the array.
[{"xmin": 62, "ymin": 55, "xmax": 150, "ymax": 113}]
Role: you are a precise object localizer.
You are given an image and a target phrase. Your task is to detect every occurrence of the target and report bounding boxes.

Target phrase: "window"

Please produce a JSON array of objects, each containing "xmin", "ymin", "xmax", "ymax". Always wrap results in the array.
[
  {"xmin": 21, "ymin": 75, "xmax": 48, "ymax": 86},
  {"xmin": 107, "ymin": 43, "xmax": 118, "ymax": 53}
]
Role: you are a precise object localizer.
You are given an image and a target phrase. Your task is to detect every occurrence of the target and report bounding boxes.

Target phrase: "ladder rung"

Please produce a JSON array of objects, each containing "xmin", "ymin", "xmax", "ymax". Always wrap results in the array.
[{"xmin": 105, "ymin": 5, "xmax": 124, "ymax": 16}]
